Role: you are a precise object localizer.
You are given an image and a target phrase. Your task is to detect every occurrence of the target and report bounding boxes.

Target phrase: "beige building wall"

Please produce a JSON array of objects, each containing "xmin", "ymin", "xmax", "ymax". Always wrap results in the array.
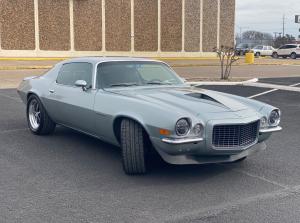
[{"xmin": 0, "ymin": 0, "xmax": 235, "ymax": 57}]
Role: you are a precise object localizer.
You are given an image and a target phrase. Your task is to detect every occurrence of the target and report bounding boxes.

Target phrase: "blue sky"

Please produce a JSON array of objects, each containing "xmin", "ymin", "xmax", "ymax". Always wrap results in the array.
[{"xmin": 236, "ymin": 0, "xmax": 300, "ymax": 39}]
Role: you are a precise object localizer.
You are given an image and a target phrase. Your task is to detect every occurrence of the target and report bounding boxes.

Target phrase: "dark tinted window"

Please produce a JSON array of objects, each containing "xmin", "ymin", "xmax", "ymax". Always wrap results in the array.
[
  {"xmin": 57, "ymin": 63, "xmax": 93, "ymax": 86},
  {"xmin": 286, "ymin": 45, "xmax": 297, "ymax": 49},
  {"xmin": 279, "ymin": 45, "xmax": 286, "ymax": 49}
]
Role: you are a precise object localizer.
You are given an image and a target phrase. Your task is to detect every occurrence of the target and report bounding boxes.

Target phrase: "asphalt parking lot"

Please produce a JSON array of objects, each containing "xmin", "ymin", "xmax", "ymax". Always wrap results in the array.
[{"xmin": 0, "ymin": 77, "xmax": 300, "ymax": 222}]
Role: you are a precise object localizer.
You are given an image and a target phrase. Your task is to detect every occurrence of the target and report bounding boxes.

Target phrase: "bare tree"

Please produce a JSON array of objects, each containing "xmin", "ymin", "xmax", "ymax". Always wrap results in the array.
[
  {"xmin": 214, "ymin": 46, "xmax": 239, "ymax": 80},
  {"xmin": 242, "ymin": 30, "xmax": 274, "ymax": 46}
]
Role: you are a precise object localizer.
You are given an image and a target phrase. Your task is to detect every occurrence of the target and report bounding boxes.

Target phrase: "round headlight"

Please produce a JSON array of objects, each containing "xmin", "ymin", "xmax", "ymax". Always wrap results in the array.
[
  {"xmin": 260, "ymin": 116, "xmax": 268, "ymax": 129},
  {"xmin": 193, "ymin": 123, "xmax": 204, "ymax": 136},
  {"xmin": 175, "ymin": 118, "xmax": 191, "ymax": 136},
  {"xmin": 269, "ymin": 110, "xmax": 281, "ymax": 126}
]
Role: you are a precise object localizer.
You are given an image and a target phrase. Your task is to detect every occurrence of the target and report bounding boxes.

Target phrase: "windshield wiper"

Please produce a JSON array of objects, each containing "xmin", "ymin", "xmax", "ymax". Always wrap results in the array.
[{"xmin": 110, "ymin": 83, "xmax": 139, "ymax": 87}]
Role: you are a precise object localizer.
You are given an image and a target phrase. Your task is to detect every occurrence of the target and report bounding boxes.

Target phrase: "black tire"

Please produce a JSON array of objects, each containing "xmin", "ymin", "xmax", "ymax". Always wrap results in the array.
[
  {"xmin": 272, "ymin": 52, "xmax": 278, "ymax": 58},
  {"xmin": 255, "ymin": 52, "xmax": 260, "ymax": 57},
  {"xmin": 27, "ymin": 94, "xmax": 56, "ymax": 135},
  {"xmin": 121, "ymin": 119, "xmax": 148, "ymax": 175},
  {"xmin": 291, "ymin": 52, "xmax": 297, "ymax": 59}
]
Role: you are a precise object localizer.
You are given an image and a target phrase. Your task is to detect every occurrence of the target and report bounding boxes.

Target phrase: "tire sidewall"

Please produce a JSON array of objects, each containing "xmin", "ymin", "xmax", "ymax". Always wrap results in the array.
[{"xmin": 27, "ymin": 95, "xmax": 45, "ymax": 134}]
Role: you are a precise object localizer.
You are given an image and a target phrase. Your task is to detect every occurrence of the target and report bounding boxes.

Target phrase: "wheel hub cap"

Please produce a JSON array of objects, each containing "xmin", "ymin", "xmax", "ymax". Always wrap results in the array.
[{"xmin": 29, "ymin": 100, "xmax": 41, "ymax": 130}]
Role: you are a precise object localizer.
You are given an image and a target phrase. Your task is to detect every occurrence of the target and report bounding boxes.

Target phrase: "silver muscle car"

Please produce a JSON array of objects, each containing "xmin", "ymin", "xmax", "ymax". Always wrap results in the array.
[{"xmin": 17, "ymin": 57, "xmax": 282, "ymax": 175}]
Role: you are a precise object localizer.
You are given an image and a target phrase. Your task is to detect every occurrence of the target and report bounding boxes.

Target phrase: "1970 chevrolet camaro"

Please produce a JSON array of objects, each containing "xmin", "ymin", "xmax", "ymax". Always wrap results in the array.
[{"xmin": 17, "ymin": 57, "xmax": 282, "ymax": 174}]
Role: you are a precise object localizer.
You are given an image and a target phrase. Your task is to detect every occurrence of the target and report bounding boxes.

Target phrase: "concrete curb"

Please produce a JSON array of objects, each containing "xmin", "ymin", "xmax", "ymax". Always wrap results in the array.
[
  {"xmin": 0, "ymin": 57, "xmax": 219, "ymax": 61},
  {"xmin": 0, "ymin": 66, "xmax": 52, "ymax": 70},
  {"xmin": 0, "ymin": 57, "xmax": 68, "ymax": 61},
  {"xmin": 188, "ymin": 78, "xmax": 258, "ymax": 86}
]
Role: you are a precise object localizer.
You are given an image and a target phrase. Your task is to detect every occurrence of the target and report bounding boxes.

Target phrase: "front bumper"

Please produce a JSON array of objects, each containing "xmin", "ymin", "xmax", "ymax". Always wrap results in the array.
[{"xmin": 150, "ymin": 125, "xmax": 281, "ymax": 165}]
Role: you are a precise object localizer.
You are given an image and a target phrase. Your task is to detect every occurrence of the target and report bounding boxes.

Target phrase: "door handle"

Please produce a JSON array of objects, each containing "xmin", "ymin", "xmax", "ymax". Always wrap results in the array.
[{"xmin": 49, "ymin": 89, "xmax": 55, "ymax": 93}]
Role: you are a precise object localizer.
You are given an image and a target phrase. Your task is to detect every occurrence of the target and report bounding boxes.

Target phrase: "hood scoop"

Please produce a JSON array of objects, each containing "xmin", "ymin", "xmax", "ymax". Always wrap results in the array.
[
  {"xmin": 186, "ymin": 92, "xmax": 220, "ymax": 104},
  {"xmin": 185, "ymin": 91, "xmax": 248, "ymax": 112}
]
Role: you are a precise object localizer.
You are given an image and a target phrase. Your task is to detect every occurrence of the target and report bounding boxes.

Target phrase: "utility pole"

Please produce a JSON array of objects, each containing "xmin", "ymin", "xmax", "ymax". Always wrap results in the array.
[
  {"xmin": 274, "ymin": 32, "xmax": 279, "ymax": 39},
  {"xmin": 282, "ymin": 14, "xmax": 285, "ymax": 37}
]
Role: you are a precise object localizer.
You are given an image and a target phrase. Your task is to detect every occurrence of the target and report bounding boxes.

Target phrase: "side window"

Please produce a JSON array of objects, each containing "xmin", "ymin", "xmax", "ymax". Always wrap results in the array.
[
  {"xmin": 57, "ymin": 63, "xmax": 93, "ymax": 87},
  {"xmin": 279, "ymin": 46, "xmax": 286, "ymax": 49}
]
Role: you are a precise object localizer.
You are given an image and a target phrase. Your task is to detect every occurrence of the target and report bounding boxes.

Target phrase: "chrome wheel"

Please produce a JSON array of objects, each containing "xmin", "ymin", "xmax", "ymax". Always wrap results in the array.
[{"xmin": 28, "ymin": 99, "xmax": 41, "ymax": 130}]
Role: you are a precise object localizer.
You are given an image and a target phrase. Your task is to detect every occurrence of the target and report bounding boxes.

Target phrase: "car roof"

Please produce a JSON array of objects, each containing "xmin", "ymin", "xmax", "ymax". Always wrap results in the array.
[{"xmin": 60, "ymin": 57, "xmax": 161, "ymax": 65}]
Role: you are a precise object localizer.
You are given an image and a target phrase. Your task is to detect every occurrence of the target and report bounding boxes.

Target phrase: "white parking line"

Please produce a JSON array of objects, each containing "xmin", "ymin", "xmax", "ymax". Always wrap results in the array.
[{"xmin": 248, "ymin": 82, "xmax": 300, "ymax": 99}]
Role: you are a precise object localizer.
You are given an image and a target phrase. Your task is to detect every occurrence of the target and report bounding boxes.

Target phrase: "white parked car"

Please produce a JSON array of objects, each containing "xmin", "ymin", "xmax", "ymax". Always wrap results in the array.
[
  {"xmin": 252, "ymin": 45, "xmax": 275, "ymax": 57},
  {"xmin": 272, "ymin": 44, "xmax": 300, "ymax": 59}
]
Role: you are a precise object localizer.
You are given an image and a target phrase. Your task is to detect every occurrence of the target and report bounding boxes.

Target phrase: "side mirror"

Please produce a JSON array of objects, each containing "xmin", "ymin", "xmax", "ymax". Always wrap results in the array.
[{"xmin": 75, "ymin": 80, "xmax": 88, "ymax": 91}]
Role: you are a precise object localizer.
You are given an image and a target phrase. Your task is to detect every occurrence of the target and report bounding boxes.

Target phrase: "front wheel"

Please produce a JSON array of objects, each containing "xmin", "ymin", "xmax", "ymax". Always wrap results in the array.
[
  {"xmin": 255, "ymin": 52, "xmax": 260, "ymax": 57},
  {"xmin": 27, "ymin": 95, "xmax": 56, "ymax": 135},
  {"xmin": 120, "ymin": 119, "xmax": 148, "ymax": 175}
]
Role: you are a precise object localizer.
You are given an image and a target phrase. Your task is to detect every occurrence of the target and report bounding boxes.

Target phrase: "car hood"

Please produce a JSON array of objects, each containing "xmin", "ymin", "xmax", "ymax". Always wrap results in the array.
[{"xmin": 106, "ymin": 86, "xmax": 259, "ymax": 120}]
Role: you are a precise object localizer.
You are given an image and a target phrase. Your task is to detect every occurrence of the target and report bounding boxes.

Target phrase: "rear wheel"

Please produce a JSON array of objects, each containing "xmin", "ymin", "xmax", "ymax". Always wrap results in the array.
[
  {"xmin": 291, "ymin": 52, "xmax": 297, "ymax": 59},
  {"xmin": 27, "ymin": 95, "xmax": 56, "ymax": 135},
  {"xmin": 272, "ymin": 52, "xmax": 278, "ymax": 58},
  {"xmin": 120, "ymin": 119, "xmax": 148, "ymax": 175}
]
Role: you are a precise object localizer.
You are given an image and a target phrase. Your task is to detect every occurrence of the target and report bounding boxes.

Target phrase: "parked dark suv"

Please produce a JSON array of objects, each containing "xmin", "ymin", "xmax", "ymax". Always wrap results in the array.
[{"xmin": 235, "ymin": 43, "xmax": 256, "ymax": 56}]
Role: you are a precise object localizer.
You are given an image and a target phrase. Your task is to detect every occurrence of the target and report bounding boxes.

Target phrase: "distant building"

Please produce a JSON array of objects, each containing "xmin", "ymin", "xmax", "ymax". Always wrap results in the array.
[{"xmin": 0, "ymin": 0, "xmax": 235, "ymax": 58}]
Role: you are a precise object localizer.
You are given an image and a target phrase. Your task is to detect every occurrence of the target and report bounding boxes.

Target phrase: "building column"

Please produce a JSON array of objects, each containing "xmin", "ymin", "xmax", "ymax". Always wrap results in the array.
[
  {"xmin": 102, "ymin": 0, "xmax": 106, "ymax": 52},
  {"xmin": 69, "ymin": 0, "xmax": 74, "ymax": 51},
  {"xmin": 131, "ymin": 0, "xmax": 134, "ymax": 53},
  {"xmin": 158, "ymin": 0, "xmax": 161, "ymax": 53},
  {"xmin": 217, "ymin": 0, "xmax": 220, "ymax": 48},
  {"xmin": 200, "ymin": 0, "xmax": 203, "ymax": 52},
  {"xmin": 34, "ymin": 0, "xmax": 40, "ymax": 51},
  {"xmin": 182, "ymin": 0, "xmax": 185, "ymax": 52}
]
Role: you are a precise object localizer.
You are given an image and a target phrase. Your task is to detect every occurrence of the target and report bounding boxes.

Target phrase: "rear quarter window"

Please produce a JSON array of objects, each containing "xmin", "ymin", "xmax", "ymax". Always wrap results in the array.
[{"xmin": 56, "ymin": 62, "xmax": 93, "ymax": 87}]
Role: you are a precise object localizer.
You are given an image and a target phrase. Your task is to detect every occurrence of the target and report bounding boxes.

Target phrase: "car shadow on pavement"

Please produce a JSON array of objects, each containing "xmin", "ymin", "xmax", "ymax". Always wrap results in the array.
[{"xmin": 51, "ymin": 126, "xmax": 232, "ymax": 183}]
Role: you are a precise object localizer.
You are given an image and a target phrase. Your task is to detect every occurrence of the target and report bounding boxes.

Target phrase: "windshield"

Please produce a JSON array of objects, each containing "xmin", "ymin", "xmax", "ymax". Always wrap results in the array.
[
  {"xmin": 97, "ymin": 61, "xmax": 184, "ymax": 88},
  {"xmin": 253, "ymin": 45, "xmax": 263, "ymax": 50}
]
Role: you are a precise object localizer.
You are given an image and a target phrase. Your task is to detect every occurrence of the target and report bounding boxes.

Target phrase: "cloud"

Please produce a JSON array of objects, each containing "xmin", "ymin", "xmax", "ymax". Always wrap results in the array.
[{"xmin": 236, "ymin": 0, "xmax": 300, "ymax": 38}]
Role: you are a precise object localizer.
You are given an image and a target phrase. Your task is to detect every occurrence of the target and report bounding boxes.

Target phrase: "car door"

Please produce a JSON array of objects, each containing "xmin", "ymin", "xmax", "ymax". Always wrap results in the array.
[
  {"xmin": 262, "ymin": 46, "xmax": 268, "ymax": 56},
  {"xmin": 277, "ymin": 45, "xmax": 287, "ymax": 56},
  {"xmin": 47, "ymin": 62, "xmax": 97, "ymax": 134},
  {"xmin": 266, "ymin": 46, "xmax": 273, "ymax": 56},
  {"xmin": 287, "ymin": 45, "xmax": 297, "ymax": 56}
]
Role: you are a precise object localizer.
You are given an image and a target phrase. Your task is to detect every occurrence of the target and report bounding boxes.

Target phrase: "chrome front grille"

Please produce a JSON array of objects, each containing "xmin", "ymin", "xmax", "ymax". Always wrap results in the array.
[{"xmin": 212, "ymin": 121, "xmax": 259, "ymax": 148}]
